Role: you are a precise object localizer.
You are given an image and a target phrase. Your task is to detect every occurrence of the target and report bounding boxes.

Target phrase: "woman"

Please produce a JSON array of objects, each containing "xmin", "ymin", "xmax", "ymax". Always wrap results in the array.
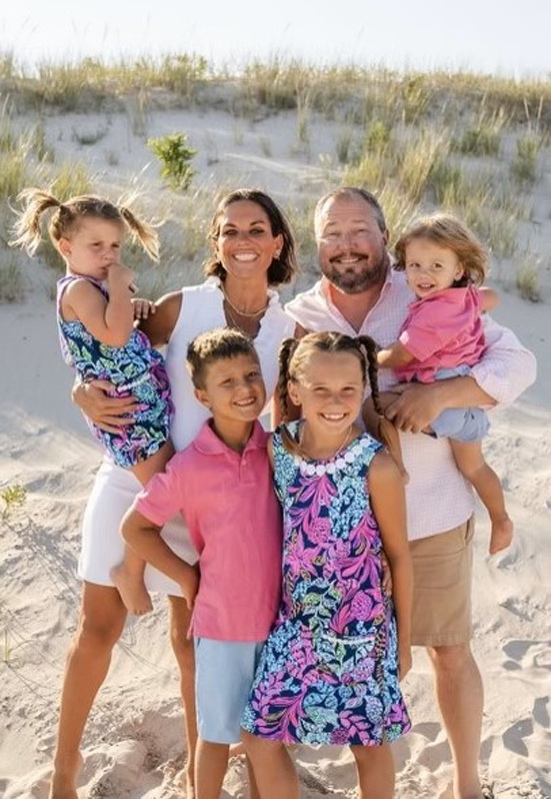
[{"xmin": 49, "ymin": 189, "xmax": 297, "ymax": 799}]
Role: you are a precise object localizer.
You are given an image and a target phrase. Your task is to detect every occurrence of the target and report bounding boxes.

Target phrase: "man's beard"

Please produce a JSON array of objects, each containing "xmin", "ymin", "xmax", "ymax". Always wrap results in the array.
[{"xmin": 322, "ymin": 251, "xmax": 389, "ymax": 294}]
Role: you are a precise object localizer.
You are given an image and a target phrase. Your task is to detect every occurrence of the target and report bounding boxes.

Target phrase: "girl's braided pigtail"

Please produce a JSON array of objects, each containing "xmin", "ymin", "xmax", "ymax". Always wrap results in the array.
[
  {"xmin": 357, "ymin": 335, "xmax": 382, "ymax": 416},
  {"xmin": 357, "ymin": 335, "xmax": 409, "ymax": 481},
  {"xmin": 277, "ymin": 338, "xmax": 300, "ymax": 422},
  {"xmin": 277, "ymin": 337, "xmax": 302, "ymax": 455}
]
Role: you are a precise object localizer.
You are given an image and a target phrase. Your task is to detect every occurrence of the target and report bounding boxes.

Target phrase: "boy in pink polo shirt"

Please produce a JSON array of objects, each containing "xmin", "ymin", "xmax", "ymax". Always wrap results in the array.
[{"xmin": 121, "ymin": 328, "xmax": 281, "ymax": 799}]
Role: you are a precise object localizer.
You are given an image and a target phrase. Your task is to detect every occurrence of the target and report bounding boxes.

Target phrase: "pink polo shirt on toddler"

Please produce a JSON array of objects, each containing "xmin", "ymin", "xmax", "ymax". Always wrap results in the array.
[
  {"xmin": 395, "ymin": 285, "xmax": 486, "ymax": 383},
  {"xmin": 135, "ymin": 419, "xmax": 282, "ymax": 642}
]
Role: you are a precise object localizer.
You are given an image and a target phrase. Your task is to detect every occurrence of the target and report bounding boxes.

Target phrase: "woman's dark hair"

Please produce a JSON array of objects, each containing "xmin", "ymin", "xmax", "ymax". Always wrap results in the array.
[
  {"xmin": 277, "ymin": 331, "xmax": 383, "ymax": 455},
  {"xmin": 186, "ymin": 327, "xmax": 260, "ymax": 390},
  {"xmin": 203, "ymin": 188, "xmax": 297, "ymax": 287}
]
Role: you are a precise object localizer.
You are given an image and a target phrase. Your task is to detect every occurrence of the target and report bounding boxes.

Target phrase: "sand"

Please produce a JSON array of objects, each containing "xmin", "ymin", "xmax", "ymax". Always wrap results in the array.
[{"xmin": 0, "ymin": 102, "xmax": 549, "ymax": 798}]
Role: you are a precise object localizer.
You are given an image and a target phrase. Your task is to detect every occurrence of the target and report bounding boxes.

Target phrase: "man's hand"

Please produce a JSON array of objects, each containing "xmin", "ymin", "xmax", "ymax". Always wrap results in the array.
[
  {"xmin": 72, "ymin": 379, "xmax": 140, "ymax": 433},
  {"xmin": 384, "ymin": 382, "xmax": 446, "ymax": 434}
]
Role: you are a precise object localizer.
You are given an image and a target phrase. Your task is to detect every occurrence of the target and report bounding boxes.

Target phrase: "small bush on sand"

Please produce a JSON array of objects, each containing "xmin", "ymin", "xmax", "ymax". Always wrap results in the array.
[
  {"xmin": 515, "ymin": 252, "xmax": 542, "ymax": 302},
  {"xmin": 148, "ymin": 133, "xmax": 196, "ymax": 192},
  {"xmin": 510, "ymin": 136, "xmax": 540, "ymax": 184}
]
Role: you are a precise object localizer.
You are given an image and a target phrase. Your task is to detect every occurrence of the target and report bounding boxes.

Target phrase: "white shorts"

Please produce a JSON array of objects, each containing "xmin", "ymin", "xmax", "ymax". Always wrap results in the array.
[{"xmin": 79, "ymin": 458, "xmax": 198, "ymax": 595}]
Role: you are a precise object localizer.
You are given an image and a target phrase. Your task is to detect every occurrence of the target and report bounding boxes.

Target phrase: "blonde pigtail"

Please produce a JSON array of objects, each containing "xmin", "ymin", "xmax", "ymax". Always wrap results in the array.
[
  {"xmin": 119, "ymin": 204, "xmax": 160, "ymax": 263},
  {"xmin": 10, "ymin": 188, "xmax": 62, "ymax": 256}
]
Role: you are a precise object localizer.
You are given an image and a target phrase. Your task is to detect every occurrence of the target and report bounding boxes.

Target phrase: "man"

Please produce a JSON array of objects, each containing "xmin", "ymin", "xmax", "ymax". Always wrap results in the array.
[{"xmin": 285, "ymin": 187, "xmax": 536, "ymax": 799}]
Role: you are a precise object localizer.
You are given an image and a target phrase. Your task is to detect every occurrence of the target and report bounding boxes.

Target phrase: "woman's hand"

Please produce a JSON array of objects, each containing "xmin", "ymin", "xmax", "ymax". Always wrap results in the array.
[
  {"xmin": 132, "ymin": 298, "xmax": 156, "ymax": 321},
  {"xmin": 398, "ymin": 644, "xmax": 412, "ymax": 681},
  {"xmin": 72, "ymin": 379, "xmax": 140, "ymax": 433}
]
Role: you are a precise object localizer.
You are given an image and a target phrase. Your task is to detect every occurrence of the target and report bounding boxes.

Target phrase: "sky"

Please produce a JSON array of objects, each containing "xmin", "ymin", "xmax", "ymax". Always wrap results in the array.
[{"xmin": 1, "ymin": 0, "xmax": 550, "ymax": 77}]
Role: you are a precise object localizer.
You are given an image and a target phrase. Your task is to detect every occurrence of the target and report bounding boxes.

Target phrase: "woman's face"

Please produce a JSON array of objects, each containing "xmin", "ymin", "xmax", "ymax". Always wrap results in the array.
[{"xmin": 215, "ymin": 200, "xmax": 283, "ymax": 283}]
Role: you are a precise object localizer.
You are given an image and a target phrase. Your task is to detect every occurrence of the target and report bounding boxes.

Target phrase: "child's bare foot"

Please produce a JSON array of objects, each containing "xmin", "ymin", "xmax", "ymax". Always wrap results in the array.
[
  {"xmin": 489, "ymin": 516, "xmax": 513, "ymax": 555},
  {"xmin": 110, "ymin": 564, "xmax": 153, "ymax": 615},
  {"xmin": 178, "ymin": 763, "xmax": 195, "ymax": 797},
  {"xmin": 48, "ymin": 753, "xmax": 83, "ymax": 799}
]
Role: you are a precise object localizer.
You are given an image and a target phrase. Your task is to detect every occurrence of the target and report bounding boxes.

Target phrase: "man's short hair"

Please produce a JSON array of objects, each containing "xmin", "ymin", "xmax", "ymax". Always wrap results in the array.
[{"xmin": 314, "ymin": 187, "xmax": 388, "ymax": 237}]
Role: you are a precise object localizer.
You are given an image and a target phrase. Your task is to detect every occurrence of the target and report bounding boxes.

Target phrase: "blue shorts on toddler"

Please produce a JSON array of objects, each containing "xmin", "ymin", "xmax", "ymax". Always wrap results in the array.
[
  {"xmin": 430, "ymin": 365, "xmax": 490, "ymax": 442},
  {"xmin": 194, "ymin": 638, "xmax": 265, "ymax": 744}
]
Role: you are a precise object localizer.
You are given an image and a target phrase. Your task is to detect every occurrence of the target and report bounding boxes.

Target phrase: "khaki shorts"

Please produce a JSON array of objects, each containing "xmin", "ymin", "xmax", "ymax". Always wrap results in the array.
[{"xmin": 410, "ymin": 517, "xmax": 474, "ymax": 648}]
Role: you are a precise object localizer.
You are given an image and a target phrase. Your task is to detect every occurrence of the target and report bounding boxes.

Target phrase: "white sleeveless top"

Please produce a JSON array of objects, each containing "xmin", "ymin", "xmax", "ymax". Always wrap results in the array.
[
  {"xmin": 165, "ymin": 276, "xmax": 295, "ymax": 451},
  {"xmin": 79, "ymin": 276, "xmax": 295, "ymax": 588}
]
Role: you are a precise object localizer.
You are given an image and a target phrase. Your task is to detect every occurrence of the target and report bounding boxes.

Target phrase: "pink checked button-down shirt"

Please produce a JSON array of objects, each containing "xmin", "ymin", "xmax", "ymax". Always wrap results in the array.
[
  {"xmin": 135, "ymin": 420, "xmax": 282, "ymax": 641},
  {"xmin": 285, "ymin": 270, "xmax": 536, "ymax": 540}
]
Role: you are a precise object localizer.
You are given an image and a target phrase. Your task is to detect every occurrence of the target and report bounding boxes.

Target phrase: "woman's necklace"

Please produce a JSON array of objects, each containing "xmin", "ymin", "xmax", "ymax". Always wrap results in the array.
[
  {"xmin": 298, "ymin": 422, "xmax": 352, "ymax": 462},
  {"xmin": 222, "ymin": 286, "xmax": 269, "ymax": 318},
  {"xmin": 224, "ymin": 304, "xmax": 261, "ymax": 338}
]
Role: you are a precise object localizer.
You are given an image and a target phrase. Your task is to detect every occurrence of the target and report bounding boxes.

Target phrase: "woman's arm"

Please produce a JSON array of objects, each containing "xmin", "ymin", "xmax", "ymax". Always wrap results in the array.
[
  {"xmin": 121, "ymin": 507, "xmax": 198, "ymax": 609},
  {"xmin": 139, "ymin": 290, "xmax": 182, "ymax": 347},
  {"xmin": 369, "ymin": 452, "xmax": 412, "ymax": 681}
]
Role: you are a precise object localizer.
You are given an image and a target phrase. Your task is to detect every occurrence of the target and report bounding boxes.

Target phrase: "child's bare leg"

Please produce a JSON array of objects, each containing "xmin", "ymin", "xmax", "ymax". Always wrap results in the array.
[
  {"xmin": 351, "ymin": 742, "xmax": 395, "ymax": 799},
  {"xmin": 450, "ymin": 440, "xmax": 513, "ymax": 555},
  {"xmin": 246, "ymin": 754, "xmax": 261, "ymax": 799},
  {"xmin": 363, "ymin": 393, "xmax": 409, "ymax": 482},
  {"xmin": 111, "ymin": 440, "xmax": 174, "ymax": 614},
  {"xmin": 241, "ymin": 731, "xmax": 299, "ymax": 799},
  {"xmin": 195, "ymin": 739, "xmax": 229, "ymax": 799}
]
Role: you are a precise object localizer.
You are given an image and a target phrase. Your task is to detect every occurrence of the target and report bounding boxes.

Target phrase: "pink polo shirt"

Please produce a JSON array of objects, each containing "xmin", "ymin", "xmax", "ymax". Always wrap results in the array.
[
  {"xmin": 396, "ymin": 285, "xmax": 486, "ymax": 383},
  {"xmin": 135, "ymin": 420, "xmax": 282, "ymax": 642}
]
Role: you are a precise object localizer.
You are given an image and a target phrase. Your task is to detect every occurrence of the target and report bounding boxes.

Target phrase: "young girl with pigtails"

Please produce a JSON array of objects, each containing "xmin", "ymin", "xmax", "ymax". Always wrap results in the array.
[
  {"xmin": 11, "ymin": 189, "xmax": 174, "ymax": 615},
  {"xmin": 241, "ymin": 331, "xmax": 413, "ymax": 799}
]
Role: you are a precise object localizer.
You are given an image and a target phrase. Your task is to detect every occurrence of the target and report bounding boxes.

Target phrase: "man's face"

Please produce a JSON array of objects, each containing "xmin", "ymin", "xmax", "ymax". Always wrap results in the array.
[{"xmin": 316, "ymin": 198, "xmax": 390, "ymax": 294}]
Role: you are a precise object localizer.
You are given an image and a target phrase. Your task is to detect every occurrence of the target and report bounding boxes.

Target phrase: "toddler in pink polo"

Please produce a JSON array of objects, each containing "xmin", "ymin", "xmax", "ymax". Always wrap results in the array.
[
  {"xmin": 374, "ymin": 213, "xmax": 513, "ymax": 556},
  {"xmin": 121, "ymin": 328, "xmax": 281, "ymax": 797}
]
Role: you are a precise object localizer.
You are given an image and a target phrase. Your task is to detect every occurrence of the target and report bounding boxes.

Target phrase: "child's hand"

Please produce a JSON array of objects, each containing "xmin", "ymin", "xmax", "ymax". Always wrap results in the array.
[
  {"xmin": 132, "ymin": 297, "xmax": 156, "ymax": 321},
  {"xmin": 398, "ymin": 645, "xmax": 412, "ymax": 681},
  {"xmin": 180, "ymin": 566, "xmax": 199, "ymax": 611},
  {"xmin": 107, "ymin": 262, "xmax": 135, "ymax": 292}
]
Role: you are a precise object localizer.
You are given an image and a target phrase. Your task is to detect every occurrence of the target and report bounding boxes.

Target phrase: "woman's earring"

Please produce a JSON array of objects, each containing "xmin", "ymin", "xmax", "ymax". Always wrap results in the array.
[{"xmin": 274, "ymin": 250, "xmax": 281, "ymax": 259}]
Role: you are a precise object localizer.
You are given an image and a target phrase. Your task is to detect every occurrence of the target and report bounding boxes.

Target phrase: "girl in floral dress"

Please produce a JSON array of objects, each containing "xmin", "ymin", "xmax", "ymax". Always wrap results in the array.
[
  {"xmin": 241, "ymin": 332, "xmax": 413, "ymax": 799},
  {"xmin": 11, "ymin": 190, "xmax": 173, "ymax": 615}
]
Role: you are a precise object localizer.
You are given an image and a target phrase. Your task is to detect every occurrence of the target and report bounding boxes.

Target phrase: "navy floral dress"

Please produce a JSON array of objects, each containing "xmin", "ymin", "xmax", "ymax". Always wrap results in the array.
[
  {"xmin": 56, "ymin": 275, "xmax": 173, "ymax": 468},
  {"xmin": 241, "ymin": 422, "xmax": 411, "ymax": 746}
]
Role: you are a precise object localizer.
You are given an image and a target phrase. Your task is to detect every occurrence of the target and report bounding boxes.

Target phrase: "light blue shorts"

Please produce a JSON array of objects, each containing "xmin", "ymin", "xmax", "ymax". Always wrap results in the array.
[
  {"xmin": 194, "ymin": 638, "xmax": 265, "ymax": 744},
  {"xmin": 430, "ymin": 365, "xmax": 490, "ymax": 443}
]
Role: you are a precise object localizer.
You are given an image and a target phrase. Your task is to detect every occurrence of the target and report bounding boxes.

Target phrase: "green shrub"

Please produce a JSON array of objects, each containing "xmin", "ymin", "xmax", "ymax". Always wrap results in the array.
[
  {"xmin": 510, "ymin": 136, "xmax": 539, "ymax": 184},
  {"xmin": 148, "ymin": 133, "xmax": 196, "ymax": 192}
]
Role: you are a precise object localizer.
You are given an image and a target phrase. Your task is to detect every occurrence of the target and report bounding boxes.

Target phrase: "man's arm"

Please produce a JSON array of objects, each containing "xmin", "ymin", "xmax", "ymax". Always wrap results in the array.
[
  {"xmin": 385, "ymin": 316, "xmax": 536, "ymax": 433},
  {"xmin": 469, "ymin": 314, "xmax": 537, "ymax": 405}
]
